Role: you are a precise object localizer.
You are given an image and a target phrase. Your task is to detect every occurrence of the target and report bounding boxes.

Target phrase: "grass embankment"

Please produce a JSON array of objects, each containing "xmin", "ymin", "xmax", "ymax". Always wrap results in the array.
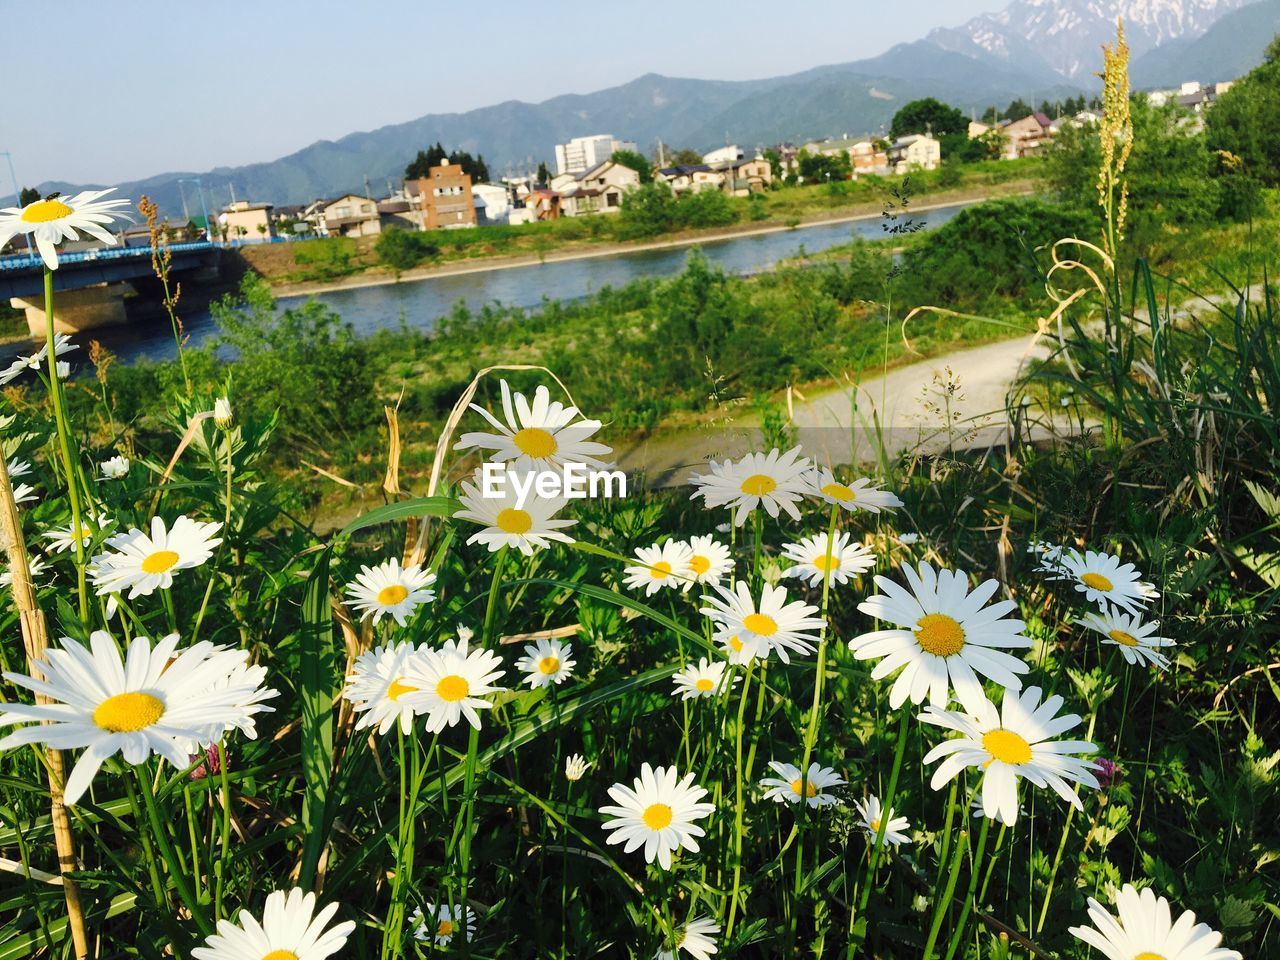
[{"xmin": 235, "ymin": 160, "xmax": 1040, "ymax": 288}]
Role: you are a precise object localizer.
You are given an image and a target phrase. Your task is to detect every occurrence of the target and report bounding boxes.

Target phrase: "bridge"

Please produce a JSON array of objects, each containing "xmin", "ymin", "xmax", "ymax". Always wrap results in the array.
[{"xmin": 1, "ymin": 241, "xmax": 222, "ymax": 336}]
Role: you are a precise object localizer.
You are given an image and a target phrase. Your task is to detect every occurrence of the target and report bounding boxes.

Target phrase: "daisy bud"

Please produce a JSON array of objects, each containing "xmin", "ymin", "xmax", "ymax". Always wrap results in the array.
[
  {"xmin": 1093, "ymin": 757, "xmax": 1121, "ymax": 789},
  {"xmin": 189, "ymin": 743, "xmax": 225, "ymax": 781},
  {"xmin": 214, "ymin": 396, "xmax": 233, "ymax": 430},
  {"xmin": 564, "ymin": 754, "xmax": 590, "ymax": 782}
]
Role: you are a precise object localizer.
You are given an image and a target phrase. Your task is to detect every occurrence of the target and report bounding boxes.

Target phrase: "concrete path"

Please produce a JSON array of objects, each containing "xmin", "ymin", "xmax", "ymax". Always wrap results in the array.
[{"xmin": 615, "ymin": 332, "xmax": 1056, "ymax": 486}]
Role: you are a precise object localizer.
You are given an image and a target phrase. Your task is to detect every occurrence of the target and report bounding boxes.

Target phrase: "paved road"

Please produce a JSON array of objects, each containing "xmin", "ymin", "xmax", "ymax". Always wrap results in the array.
[{"xmin": 615, "ymin": 332, "xmax": 1055, "ymax": 486}]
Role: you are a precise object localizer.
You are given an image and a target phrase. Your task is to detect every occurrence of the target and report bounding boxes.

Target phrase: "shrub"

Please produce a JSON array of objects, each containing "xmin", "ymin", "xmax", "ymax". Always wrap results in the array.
[{"xmin": 375, "ymin": 228, "xmax": 439, "ymax": 274}]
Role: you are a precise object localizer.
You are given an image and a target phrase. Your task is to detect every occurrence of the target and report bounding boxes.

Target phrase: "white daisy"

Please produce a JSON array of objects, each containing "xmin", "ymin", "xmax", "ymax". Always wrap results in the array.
[
  {"xmin": 701, "ymin": 581, "xmax": 825, "ymax": 665},
  {"xmin": 715, "ymin": 630, "xmax": 755, "ymax": 666},
  {"xmin": 807, "ymin": 469, "xmax": 903, "ymax": 513},
  {"xmin": 897, "ymin": 532, "xmax": 921, "ymax": 545},
  {"xmin": 343, "ymin": 557, "xmax": 436, "ymax": 627},
  {"xmin": 399, "ymin": 638, "xmax": 506, "ymax": 733},
  {"xmin": 6, "ymin": 458, "xmax": 31, "ymax": 479},
  {"xmin": 42, "ymin": 514, "xmax": 114, "ymax": 554},
  {"xmin": 623, "ymin": 540, "xmax": 695, "ymax": 596},
  {"xmin": 656, "ymin": 916, "xmax": 720, "ymax": 960},
  {"xmin": 920, "ymin": 685, "xmax": 1100, "ymax": 826},
  {"xmin": 0, "ymin": 334, "xmax": 78, "ymax": 386},
  {"xmin": 0, "ymin": 189, "xmax": 132, "ymax": 271},
  {"xmin": 0, "ymin": 631, "xmax": 276, "ymax": 806},
  {"xmin": 341, "ymin": 642, "xmax": 432, "ymax": 736},
  {"xmin": 780, "ymin": 531, "xmax": 876, "ymax": 588},
  {"xmin": 600, "ymin": 763, "xmax": 715, "ymax": 869},
  {"xmin": 671, "ymin": 658, "xmax": 736, "ymax": 700},
  {"xmin": 852, "ymin": 794, "xmax": 912, "ymax": 847},
  {"xmin": 1053, "ymin": 549, "xmax": 1159, "ymax": 614},
  {"xmin": 455, "ymin": 469, "xmax": 575, "ymax": 556},
  {"xmin": 1069, "ymin": 884, "xmax": 1242, "ymax": 960},
  {"xmin": 100, "ymin": 456, "xmax": 131, "ymax": 480},
  {"xmin": 565, "ymin": 754, "xmax": 591, "ymax": 782},
  {"xmin": 191, "ymin": 887, "xmax": 355, "ymax": 960},
  {"xmin": 1027, "ymin": 539, "xmax": 1067, "ymax": 574},
  {"xmin": 760, "ymin": 761, "xmax": 845, "ymax": 808},
  {"xmin": 689, "ymin": 447, "xmax": 811, "ymax": 526},
  {"xmin": 1080, "ymin": 606, "xmax": 1176, "ymax": 670},
  {"xmin": 849, "ymin": 561, "xmax": 1031, "ymax": 711},
  {"xmin": 0, "ymin": 556, "xmax": 49, "ymax": 589},
  {"xmin": 681, "ymin": 535, "xmax": 732, "ymax": 590},
  {"xmin": 455, "ymin": 380, "xmax": 612, "ymax": 470},
  {"xmin": 89, "ymin": 516, "xmax": 223, "ymax": 598},
  {"xmin": 12, "ymin": 483, "xmax": 37, "ymax": 505},
  {"xmin": 410, "ymin": 902, "xmax": 478, "ymax": 946},
  {"xmin": 515, "ymin": 637, "xmax": 576, "ymax": 688},
  {"xmin": 213, "ymin": 397, "xmax": 233, "ymax": 429}
]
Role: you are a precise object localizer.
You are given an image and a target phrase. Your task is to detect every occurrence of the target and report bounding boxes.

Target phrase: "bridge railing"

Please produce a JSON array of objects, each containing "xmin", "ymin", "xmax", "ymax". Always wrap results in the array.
[{"xmin": 0, "ymin": 241, "xmax": 219, "ymax": 271}]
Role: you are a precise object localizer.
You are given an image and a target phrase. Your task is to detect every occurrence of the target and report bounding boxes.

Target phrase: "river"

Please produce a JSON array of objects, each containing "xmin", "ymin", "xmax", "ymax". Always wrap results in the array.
[{"xmin": 32, "ymin": 201, "xmax": 970, "ymax": 367}]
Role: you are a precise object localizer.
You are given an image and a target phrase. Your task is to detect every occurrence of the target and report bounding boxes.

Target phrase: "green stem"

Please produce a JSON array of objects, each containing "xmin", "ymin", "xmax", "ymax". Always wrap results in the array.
[
  {"xmin": 137, "ymin": 767, "xmax": 213, "ymax": 937},
  {"xmin": 214, "ymin": 743, "xmax": 232, "ymax": 920},
  {"xmin": 852, "ymin": 708, "xmax": 910, "ymax": 921},
  {"xmin": 922, "ymin": 787, "xmax": 973, "ymax": 960},
  {"xmin": 1035, "ymin": 712, "xmax": 1097, "ymax": 933},
  {"xmin": 941, "ymin": 814, "xmax": 991, "ymax": 960},
  {"xmin": 724, "ymin": 659, "xmax": 756, "ymax": 939},
  {"xmin": 41, "ymin": 268, "xmax": 89, "ymax": 623}
]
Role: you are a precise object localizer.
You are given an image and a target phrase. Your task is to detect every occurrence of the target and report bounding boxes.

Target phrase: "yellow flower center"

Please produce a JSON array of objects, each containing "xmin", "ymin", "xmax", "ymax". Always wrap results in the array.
[
  {"xmin": 141, "ymin": 550, "xmax": 180, "ymax": 574},
  {"xmin": 386, "ymin": 678, "xmax": 417, "ymax": 701},
  {"xmin": 982, "ymin": 728, "xmax": 1033, "ymax": 765},
  {"xmin": 261, "ymin": 951, "xmax": 299, "ymax": 960},
  {"xmin": 743, "ymin": 613, "xmax": 777, "ymax": 636},
  {"xmin": 914, "ymin": 613, "xmax": 966, "ymax": 657},
  {"xmin": 870, "ymin": 818, "xmax": 882, "ymax": 833},
  {"xmin": 740, "ymin": 474, "xmax": 776, "ymax": 496},
  {"xmin": 695, "ymin": 677, "xmax": 715, "ymax": 692},
  {"xmin": 790, "ymin": 778, "xmax": 819, "ymax": 798},
  {"xmin": 21, "ymin": 198, "xmax": 73, "ymax": 223},
  {"xmin": 436, "ymin": 675, "xmax": 470, "ymax": 702},
  {"xmin": 1108, "ymin": 629, "xmax": 1139, "ymax": 647},
  {"xmin": 1081, "ymin": 572, "xmax": 1114, "ymax": 592},
  {"xmin": 642, "ymin": 802, "xmax": 673, "ymax": 829},
  {"xmin": 436, "ymin": 920, "xmax": 455, "ymax": 938},
  {"xmin": 538, "ymin": 656, "xmax": 560, "ymax": 675},
  {"xmin": 811, "ymin": 552, "xmax": 840, "ymax": 572},
  {"xmin": 689, "ymin": 555, "xmax": 711, "ymax": 575},
  {"xmin": 377, "ymin": 584, "xmax": 409, "ymax": 606},
  {"xmin": 513, "ymin": 427, "xmax": 557, "ymax": 459},
  {"xmin": 822, "ymin": 482, "xmax": 854, "ymax": 500},
  {"xmin": 496, "ymin": 508, "xmax": 532, "ymax": 534},
  {"xmin": 728, "ymin": 634, "xmax": 744, "ymax": 651},
  {"xmin": 93, "ymin": 692, "xmax": 165, "ymax": 733},
  {"xmin": 1134, "ymin": 954, "xmax": 1166, "ymax": 960},
  {"xmin": 648, "ymin": 561, "xmax": 672, "ymax": 579}
]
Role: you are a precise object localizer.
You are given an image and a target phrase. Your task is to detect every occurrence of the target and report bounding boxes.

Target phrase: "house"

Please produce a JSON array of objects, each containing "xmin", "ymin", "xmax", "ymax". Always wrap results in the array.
[
  {"xmin": 702, "ymin": 145, "xmax": 745, "ymax": 165},
  {"xmin": 218, "ymin": 201, "xmax": 275, "ymax": 243},
  {"xmin": 122, "ymin": 217, "xmax": 200, "ymax": 246},
  {"xmin": 553, "ymin": 134, "xmax": 638, "ymax": 175},
  {"xmin": 707, "ymin": 156, "xmax": 773, "ymax": 196},
  {"xmin": 887, "ymin": 134, "xmax": 941, "ymax": 173},
  {"xmin": 1000, "ymin": 113, "xmax": 1054, "ymax": 158},
  {"xmin": 471, "ymin": 183, "xmax": 511, "ymax": 223},
  {"xmin": 968, "ymin": 120, "xmax": 991, "ymax": 138},
  {"xmin": 1176, "ymin": 81, "xmax": 1232, "ymax": 113},
  {"xmin": 653, "ymin": 164, "xmax": 724, "ymax": 195},
  {"xmin": 415, "ymin": 160, "xmax": 477, "ymax": 229},
  {"xmin": 315, "ymin": 194, "xmax": 382, "ymax": 238},
  {"xmin": 799, "ymin": 137, "xmax": 888, "ymax": 178},
  {"xmin": 559, "ymin": 160, "xmax": 641, "ymax": 216},
  {"xmin": 523, "ymin": 189, "xmax": 562, "ymax": 221},
  {"xmin": 377, "ymin": 197, "xmax": 422, "ymax": 231}
]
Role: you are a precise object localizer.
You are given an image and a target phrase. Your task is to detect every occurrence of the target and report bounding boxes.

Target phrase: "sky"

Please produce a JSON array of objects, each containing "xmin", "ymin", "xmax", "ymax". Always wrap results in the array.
[{"xmin": 2, "ymin": 0, "xmax": 1000, "ymax": 188}]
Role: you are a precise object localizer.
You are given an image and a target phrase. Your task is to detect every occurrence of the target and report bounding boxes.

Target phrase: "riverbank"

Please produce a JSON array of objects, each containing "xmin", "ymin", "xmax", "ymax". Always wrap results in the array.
[{"xmin": 257, "ymin": 177, "xmax": 1040, "ymax": 298}]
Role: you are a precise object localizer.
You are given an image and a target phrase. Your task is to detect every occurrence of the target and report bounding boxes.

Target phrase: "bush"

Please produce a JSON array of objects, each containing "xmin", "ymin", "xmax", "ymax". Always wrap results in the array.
[
  {"xmin": 676, "ymin": 188, "xmax": 738, "ymax": 229},
  {"xmin": 375, "ymin": 228, "xmax": 439, "ymax": 274},
  {"xmin": 617, "ymin": 182, "xmax": 679, "ymax": 238}
]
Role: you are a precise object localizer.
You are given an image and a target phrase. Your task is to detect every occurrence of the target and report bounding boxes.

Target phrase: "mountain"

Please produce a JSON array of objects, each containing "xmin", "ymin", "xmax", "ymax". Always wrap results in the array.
[
  {"xmin": 14, "ymin": 49, "xmax": 1075, "ymax": 216},
  {"xmin": 1130, "ymin": 0, "xmax": 1280, "ymax": 86},
  {"xmin": 928, "ymin": 0, "xmax": 1252, "ymax": 79}
]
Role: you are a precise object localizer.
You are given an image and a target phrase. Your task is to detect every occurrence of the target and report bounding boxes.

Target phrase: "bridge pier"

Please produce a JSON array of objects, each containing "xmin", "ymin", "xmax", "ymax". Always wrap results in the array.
[{"xmin": 10, "ymin": 283, "xmax": 134, "ymax": 336}]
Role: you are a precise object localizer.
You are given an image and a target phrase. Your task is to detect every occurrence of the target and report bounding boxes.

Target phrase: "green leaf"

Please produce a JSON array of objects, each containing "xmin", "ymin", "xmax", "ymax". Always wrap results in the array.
[
  {"xmin": 336, "ymin": 496, "xmax": 460, "ymax": 540},
  {"xmin": 297, "ymin": 545, "xmax": 337, "ymax": 887}
]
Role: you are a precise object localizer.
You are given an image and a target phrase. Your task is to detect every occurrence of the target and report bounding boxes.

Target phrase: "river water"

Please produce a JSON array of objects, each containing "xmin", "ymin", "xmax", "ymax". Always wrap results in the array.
[{"xmin": 36, "ymin": 201, "xmax": 969, "ymax": 367}]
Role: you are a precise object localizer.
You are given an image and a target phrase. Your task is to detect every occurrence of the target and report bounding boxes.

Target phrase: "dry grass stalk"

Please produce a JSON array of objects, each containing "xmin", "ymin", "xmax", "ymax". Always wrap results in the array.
[{"xmin": 0, "ymin": 454, "xmax": 90, "ymax": 958}]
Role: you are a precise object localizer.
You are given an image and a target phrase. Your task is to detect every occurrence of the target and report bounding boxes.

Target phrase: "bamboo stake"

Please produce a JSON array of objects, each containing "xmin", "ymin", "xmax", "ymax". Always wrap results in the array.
[{"xmin": 0, "ymin": 452, "xmax": 90, "ymax": 958}]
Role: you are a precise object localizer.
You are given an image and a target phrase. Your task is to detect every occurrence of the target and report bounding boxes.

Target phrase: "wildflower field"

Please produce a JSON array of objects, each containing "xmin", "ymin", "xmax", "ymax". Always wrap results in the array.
[{"xmin": 0, "ymin": 29, "xmax": 1277, "ymax": 960}]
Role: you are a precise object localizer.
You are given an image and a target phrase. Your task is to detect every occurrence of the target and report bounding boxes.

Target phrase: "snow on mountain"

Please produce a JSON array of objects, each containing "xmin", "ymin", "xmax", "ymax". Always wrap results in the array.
[{"xmin": 928, "ymin": 0, "xmax": 1254, "ymax": 79}]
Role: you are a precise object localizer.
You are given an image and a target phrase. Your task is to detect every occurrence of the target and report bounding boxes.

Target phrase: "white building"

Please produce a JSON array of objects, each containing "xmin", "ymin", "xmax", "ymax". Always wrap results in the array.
[
  {"xmin": 702, "ymin": 144, "xmax": 744, "ymax": 165},
  {"xmin": 553, "ymin": 134, "xmax": 637, "ymax": 175},
  {"xmin": 888, "ymin": 134, "xmax": 941, "ymax": 173},
  {"xmin": 471, "ymin": 183, "xmax": 511, "ymax": 223}
]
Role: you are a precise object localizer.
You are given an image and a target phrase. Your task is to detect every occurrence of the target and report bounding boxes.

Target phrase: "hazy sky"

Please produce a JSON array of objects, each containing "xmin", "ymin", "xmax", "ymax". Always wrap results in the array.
[{"xmin": 3, "ymin": 0, "xmax": 999, "ymax": 187}]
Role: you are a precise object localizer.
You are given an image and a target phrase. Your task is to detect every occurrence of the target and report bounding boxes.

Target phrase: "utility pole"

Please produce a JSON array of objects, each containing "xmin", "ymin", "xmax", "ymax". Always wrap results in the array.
[{"xmin": 0, "ymin": 151, "xmax": 33, "ymax": 251}]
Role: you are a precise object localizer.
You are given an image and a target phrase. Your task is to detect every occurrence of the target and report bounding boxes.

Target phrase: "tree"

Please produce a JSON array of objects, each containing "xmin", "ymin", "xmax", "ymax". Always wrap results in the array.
[
  {"xmin": 617, "ymin": 182, "xmax": 678, "ymax": 238},
  {"xmin": 404, "ymin": 143, "xmax": 488, "ymax": 182},
  {"xmin": 668, "ymin": 148, "xmax": 704, "ymax": 166},
  {"xmin": 375, "ymin": 227, "xmax": 439, "ymax": 276},
  {"xmin": 611, "ymin": 149, "xmax": 652, "ymax": 183},
  {"xmin": 981, "ymin": 105, "xmax": 1000, "ymax": 124},
  {"xmin": 797, "ymin": 150, "xmax": 850, "ymax": 182},
  {"xmin": 1205, "ymin": 35, "xmax": 1280, "ymax": 187},
  {"xmin": 18, "ymin": 187, "xmax": 40, "ymax": 207},
  {"xmin": 1004, "ymin": 98, "xmax": 1033, "ymax": 120},
  {"xmin": 890, "ymin": 98, "xmax": 966, "ymax": 139},
  {"xmin": 535, "ymin": 162, "xmax": 551, "ymax": 186}
]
